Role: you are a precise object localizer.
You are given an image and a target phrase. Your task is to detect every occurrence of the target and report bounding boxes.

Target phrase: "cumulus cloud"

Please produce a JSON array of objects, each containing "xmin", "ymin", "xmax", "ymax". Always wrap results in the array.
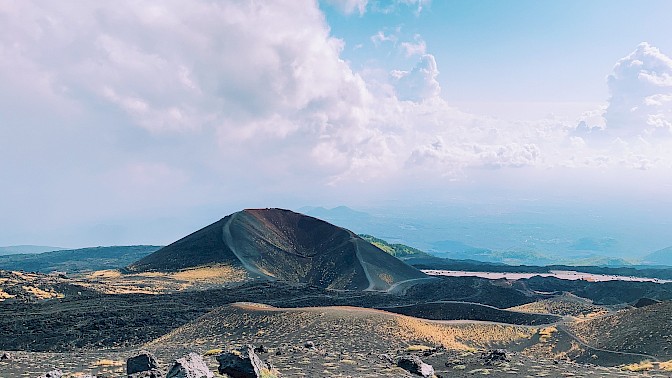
[
  {"xmin": 3, "ymin": 1, "xmax": 672, "ymax": 246},
  {"xmin": 604, "ymin": 42, "xmax": 672, "ymax": 135},
  {"xmin": 391, "ymin": 54, "xmax": 441, "ymax": 101}
]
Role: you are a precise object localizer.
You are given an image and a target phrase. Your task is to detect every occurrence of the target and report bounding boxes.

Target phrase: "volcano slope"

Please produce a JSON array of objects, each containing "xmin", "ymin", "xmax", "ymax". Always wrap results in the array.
[
  {"xmin": 128, "ymin": 208, "xmax": 427, "ymax": 290},
  {"xmin": 567, "ymin": 300, "xmax": 672, "ymax": 360}
]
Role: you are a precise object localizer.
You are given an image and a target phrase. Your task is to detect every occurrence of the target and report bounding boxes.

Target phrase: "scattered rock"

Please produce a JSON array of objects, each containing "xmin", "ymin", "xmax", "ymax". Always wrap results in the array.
[
  {"xmin": 127, "ymin": 350, "xmax": 162, "ymax": 377},
  {"xmin": 38, "ymin": 370, "xmax": 63, "ymax": 378},
  {"xmin": 217, "ymin": 346, "xmax": 279, "ymax": 378},
  {"xmin": 166, "ymin": 352, "xmax": 213, "ymax": 378},
  {"xmin": 304, "ymin": 341, "xmax": 315, "ymax": 349},
  {"xmin": 481, "ymin": 349, "xmax": 510, "ymax": 366},
  {"xmin": 396, "ymin": 355, "xmax": 434, "ymax": 377},
  {"xmin": 0, "ymin": 351, "xmax": 12, "ymax": 360}
]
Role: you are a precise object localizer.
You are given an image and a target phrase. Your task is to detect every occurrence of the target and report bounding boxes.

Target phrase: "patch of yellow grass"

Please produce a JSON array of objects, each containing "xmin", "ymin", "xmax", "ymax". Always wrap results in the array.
[
  {"xmin": 406, "ymin": 345, "xmax": 433, "ymax": 352},
  {"xmin": 396, "ymin": 316, "xmax": 535, "ymax": 350},
  {"xmin": 11, "ymin": 271, "xmax": 28, "ymax": 279},
  {"xmin": 92, "ymin": 359, "xmax": 124, "ymax": 367},
  {"xmin": 621, "ymin": 360, "xmax": 654, "ymax": 372},
  {"xmin": 204, "ymin": 348, "xmax": 224, "ymax": 356},
  {"xmin": 21, "ymin": 285, "xmax": 63, "ymax": 299},
  {"xmin": 171, "ymin": 265, "xmax": 247, "ymax": 282},
  {"xmin": 259, "ymin": 368, "xmax": 279, "ymax": 378},
  {"xmin": 87, "ymin": 270, "xmax": 122, "ymax": 279},
  {"xmin": 0, "ymin": 289, "xmax": 15, "ymax": 300},
  {"xmin": 658, "ymin": 360, "xmax": 672, "ymax": 371},
  {"xmin": 538, "ymin": 326, "xmax": 557, "ymax": 342},
  {"xmin": 508, "ymin": 301, "xmax": 548, "ymax": 314},
  {"xmin": 379, "ymin": 273, "xmax": 394, "ymax": 284},
  {"xmin": 137, "ymin": 272, "xmax": 168, "ymax": 278}
]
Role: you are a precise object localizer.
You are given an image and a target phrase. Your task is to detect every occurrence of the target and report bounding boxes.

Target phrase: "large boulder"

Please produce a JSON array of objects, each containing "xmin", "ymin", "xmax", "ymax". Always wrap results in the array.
[
  {"xmin": 0, "ymin": 351, "xmax": 12, "ymax": 360},
  {"xmin": 396, "ymin": 355, "xmax": 434, "ymax": 377},
  {"xmin": 127, "ymin": 350, "xmax": 162, "ymax": 377},
  {"xmin": 166, "ymin": 352, "xmax": 213, "ymax": 378},
  {"xmin": 216, "ymin": 346, "xmax": 279, "ymax": 378}
]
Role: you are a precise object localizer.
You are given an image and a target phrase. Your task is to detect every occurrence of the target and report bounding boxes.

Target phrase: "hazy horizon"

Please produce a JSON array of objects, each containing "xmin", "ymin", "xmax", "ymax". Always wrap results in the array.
[{"xmin": 2, "ymin": 1, "xmax": 672, "ymax": 255}]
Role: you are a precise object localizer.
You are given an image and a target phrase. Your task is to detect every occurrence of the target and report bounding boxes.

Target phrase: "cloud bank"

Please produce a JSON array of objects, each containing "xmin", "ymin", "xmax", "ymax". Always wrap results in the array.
[{"xmin": 1, "ymin": 0, "xmax": 672, "ymax": 245}]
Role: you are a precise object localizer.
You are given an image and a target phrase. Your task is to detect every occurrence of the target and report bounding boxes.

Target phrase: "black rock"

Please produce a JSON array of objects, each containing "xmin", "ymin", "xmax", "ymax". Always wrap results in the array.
[
  {"xmin": 304, "ymin": 341, "xmax": 315, "ymax": 349},
  {"xmin": 166, "ymin": 352, "xmax": 213, "ymax": 378},
  {"xmin": 254, "ymin": 345, "xmax": 268, "ymax": 354},
  {"xmin": 396, "ymin": 355, "xmax": 434, "ymax": 377},
  {"xmin": 481, "ymin": 349, "xmax": 510, "ymax": 366},
  {"xmin": 127, "ymin": 350, "xmax": 161, "ymax": 376},
  {"xmin": 216, "ymin": 346, "xmax": 278, "ymax": 378}
]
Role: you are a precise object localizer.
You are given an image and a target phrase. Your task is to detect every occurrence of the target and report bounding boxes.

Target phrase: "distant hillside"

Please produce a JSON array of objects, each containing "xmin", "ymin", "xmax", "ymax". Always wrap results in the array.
[
  {"xmin": 128, "ymin": 208, "xmax": 427, "ymax": 290},
  {"xmin": 358, "ymin": 234, "xmax": 430, "ymax": 259},
  {"xmin": 643, "ymin": 246, "xmax": 672, "ymax": 266},
  {"xmin": 0, "ymin": 245, "xmax": 65, "ymax": 256},
  {"xmin": 0, "ymin": 245, "xmax": 161, "ymax": 273}
]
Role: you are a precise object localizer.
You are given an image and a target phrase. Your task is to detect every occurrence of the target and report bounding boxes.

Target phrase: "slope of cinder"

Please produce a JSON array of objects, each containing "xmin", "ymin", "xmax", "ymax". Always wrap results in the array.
[
  {"xmin": 568, "ymin": 300, "xmax": 672, "ymax": 359},
  {"xmin": 127, "ymin": 208, "xmax": 427, "ymax": 290}
]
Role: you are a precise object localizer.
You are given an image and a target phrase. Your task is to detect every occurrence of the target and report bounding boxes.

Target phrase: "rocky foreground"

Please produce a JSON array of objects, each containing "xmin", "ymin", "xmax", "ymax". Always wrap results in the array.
[{"xmin": 3, "ymin": 344, "xmax": 672, "ymax": 378}]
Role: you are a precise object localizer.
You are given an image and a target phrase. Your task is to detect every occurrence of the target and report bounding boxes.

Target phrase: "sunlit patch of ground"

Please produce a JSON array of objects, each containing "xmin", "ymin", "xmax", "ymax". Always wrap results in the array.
[
  {"xmin": 21, "ymin": 285, "xmax": 64, "ymax": 299},
  {"xmin": 396, "ymin": 316, "xmax": 536, "ymax": 350},
  {"xmin": 507, "ymin": 293, "xmax": 605, "ymax": 317},
  {"xmin": 77, "ymin": 264, "xmax": 249, "ymax": 294}
]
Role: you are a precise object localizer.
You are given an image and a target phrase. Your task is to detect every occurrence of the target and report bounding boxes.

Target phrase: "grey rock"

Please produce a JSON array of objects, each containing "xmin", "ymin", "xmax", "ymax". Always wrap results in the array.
[
  {"xmin": 217, "ymin": 346, "xmax": 278, "ymax": 378},
  {"xmin": 38, "ymin": 370, "xmax": 63, "ymax": 378},
  {"xmin": 0, "ymin": 351, "xmax": 12, "ymax": 360},
  {"xmin": 397, "ymin": 355, "xmax": 434, "ymax": 377},
  {"xmin": 304, "ymin": 341, "xmax": 315, "ymax": 349},
  {"xmin": 127, "ymin": 350, "xmax": 162, "ymax": 377},
  {"xmin": 166, "ymin": 352, "xmax": 213, "ymax": 378}
]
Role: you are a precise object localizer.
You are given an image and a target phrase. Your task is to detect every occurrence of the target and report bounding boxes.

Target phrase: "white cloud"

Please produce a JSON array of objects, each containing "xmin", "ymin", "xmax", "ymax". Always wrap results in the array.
[
  {"xmin": 3, "ymin": 2, "xmax": 672, "ymax": 246},
  {"xmin": 325, "ymin": 0, "xmax": 369, "ymax": 15},
  {"xmin": 391, "ymin": 54, "xmax": 440, "ymax": 101},
  {"xmin": 603, "ymin": 42, "xmax": 672, "ymax": 135},
  {"xmin": 371, "ymin": 30, "xmax": 398, "ymax": 46},
  {"xmin": 400, "ymin": 34, "xmax": 427, "ymax": 56},
  {"xmin": 370, "ymin": 0, "xmax": 431, "ymax": 15}
]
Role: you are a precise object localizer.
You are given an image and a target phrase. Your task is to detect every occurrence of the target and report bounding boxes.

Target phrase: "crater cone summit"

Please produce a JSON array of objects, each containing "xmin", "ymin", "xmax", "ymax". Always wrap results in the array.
[{"xmin": 127, "ymin": 208, "xmax": 427, "ymax": 290}]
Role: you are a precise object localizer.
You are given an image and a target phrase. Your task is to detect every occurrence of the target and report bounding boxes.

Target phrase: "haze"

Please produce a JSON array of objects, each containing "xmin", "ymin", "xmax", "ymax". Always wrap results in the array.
[{"xmin": 1, "ymin": 0, "xmax": 671, "ymax": 256}]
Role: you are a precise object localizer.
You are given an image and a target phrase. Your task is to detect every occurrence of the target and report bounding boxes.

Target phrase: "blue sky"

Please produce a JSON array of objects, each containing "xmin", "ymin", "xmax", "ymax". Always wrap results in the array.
[
  {"xmin": 1, "ymin": 0, "xmax": 671, "ymax": 249},
  {"xmin": 323, "ymin": 0, "xmax": 672, "ymax": 114}
]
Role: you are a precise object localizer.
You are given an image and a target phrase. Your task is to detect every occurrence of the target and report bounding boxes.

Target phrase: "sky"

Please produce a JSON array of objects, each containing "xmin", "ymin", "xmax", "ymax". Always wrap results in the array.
[{"xmin": 1, "ymin": 0, "xmax": 672, "ymax": 248}]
